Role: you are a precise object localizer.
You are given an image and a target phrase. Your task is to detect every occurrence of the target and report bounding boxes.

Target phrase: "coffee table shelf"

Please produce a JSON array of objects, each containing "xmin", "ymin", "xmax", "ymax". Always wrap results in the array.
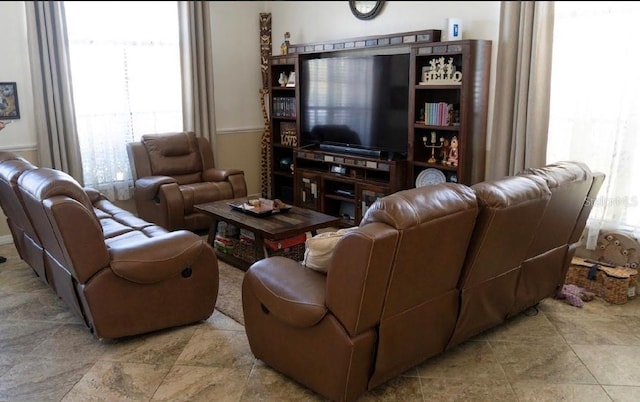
[{"xmin": 195, "ymin": 198, "xmax": 341, "ymax": 270}]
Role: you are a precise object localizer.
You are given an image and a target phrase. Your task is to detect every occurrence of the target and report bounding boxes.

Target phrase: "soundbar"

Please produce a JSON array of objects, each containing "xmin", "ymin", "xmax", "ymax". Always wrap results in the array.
[{"xmin": 319, "ymin": 143, "xmax": 388, "ymax": 159}]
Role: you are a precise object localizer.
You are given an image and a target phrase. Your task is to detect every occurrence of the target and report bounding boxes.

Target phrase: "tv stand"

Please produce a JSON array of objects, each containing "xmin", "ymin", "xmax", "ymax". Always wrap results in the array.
[
  {"xmin": 319, "ymin": 143, "xmax": 388, "ymax": 160},
  {"xmin": 268, "ymin": 29, "xmax": 490, "ymax": 223},
  {"xmin": 295, "ymin": 148, "xmax": 407, "ymax": 225}
]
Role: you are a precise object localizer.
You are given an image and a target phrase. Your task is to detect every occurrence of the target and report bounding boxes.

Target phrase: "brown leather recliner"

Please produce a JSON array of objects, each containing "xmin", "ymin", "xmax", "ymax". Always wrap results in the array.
[
  {"xmin": 17, "ymin": 167, "xmax": 219, "ymax": 339},
  {"xmin": 0, "ymin": 152, "xmax": 46, "ymax": 283},
  {"xmin": 446, "ymin": 174, "xmax": 552, "ymax": 349},
  {"xmin": 242, "ymin": 183, "xmax": 480, "ymax": 402},
  {"xmin": 126, "ymin": 131, "xmax": 248, "ymax": 232},
  {"xmin": 510, "ymin": 161, "xmax": 605, "ymax": 314}
]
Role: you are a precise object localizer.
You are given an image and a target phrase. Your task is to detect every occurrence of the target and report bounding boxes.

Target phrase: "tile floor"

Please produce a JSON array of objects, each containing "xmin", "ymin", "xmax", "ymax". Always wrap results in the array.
[{"xmin": 1, "ymin": 242, "xmax": 639, "ymax": 402}]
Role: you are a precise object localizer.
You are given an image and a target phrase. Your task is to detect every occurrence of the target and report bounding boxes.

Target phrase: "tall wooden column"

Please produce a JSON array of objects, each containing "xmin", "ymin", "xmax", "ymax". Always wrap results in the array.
[{"xmin": 259, "ymin": 13, "xmax": 272, "ymax": 198}]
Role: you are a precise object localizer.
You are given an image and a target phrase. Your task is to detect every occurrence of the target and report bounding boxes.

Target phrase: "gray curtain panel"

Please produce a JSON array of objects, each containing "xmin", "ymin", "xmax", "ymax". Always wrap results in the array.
[
  {"xmin": 25, "ymin": 1, "xmax": 83, "ymax": 182},
  {"xmin": 486, "ymin": 1, "xmax": 555, "ymax": 180},
  {"xmin": 179, "ymin": 1, "xmax": 216, "ymax": 151}
]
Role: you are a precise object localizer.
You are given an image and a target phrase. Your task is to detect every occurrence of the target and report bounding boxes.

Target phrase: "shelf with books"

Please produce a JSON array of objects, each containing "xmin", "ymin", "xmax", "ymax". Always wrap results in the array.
[{"xmin": 408, "ymin": 40, "xmax": 491, "ymax": 187}]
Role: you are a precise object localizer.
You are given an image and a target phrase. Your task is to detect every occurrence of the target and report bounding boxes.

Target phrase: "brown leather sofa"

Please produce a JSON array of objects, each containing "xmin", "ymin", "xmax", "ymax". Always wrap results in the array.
[
  {"xmin": 0, "ymin": 152, "xmax": 46, "ymax": 283},
  {"xmin": 10, "ymin": 164, "xmax": 219, "ymax": 340},
  {"xmin": 126, "ymin": 131, "xmax": 248, "ymax": 232},
  {"xmin": 242, "ymin": 161, "xmax": 604, "ymax": 402}
]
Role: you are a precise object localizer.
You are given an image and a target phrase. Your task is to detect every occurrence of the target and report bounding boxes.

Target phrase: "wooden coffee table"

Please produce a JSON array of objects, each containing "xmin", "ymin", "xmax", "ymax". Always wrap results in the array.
[{"xmin": 195, "ymin": 198, "xmax": 341, "ymax": 270}]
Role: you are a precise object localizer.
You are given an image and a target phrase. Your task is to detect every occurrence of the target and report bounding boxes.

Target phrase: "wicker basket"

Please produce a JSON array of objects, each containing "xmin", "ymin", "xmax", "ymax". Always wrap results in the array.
[
  {"xmin": 566, "ymin": 257, "xmax": 638, "ymax": 304},
  {"xmin": 232, "ymin": 234, "xmax": 306, "ymax": 264},
  {"xmin": 233, "ymin": 238, "xmax": 258, "ymax": 264}
]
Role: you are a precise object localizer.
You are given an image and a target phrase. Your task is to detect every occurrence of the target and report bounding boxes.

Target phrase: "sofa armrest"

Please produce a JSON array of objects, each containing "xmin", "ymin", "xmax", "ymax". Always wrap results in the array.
[
  {"xmin": 83, "ymin": 187, "xmax": 104, "ymax": 203},
  {"xmin": 134, "ymin": 176, "xmax": 177, "ymax": 200},
  {"xmin": 202, "ymin": 168, "xmax": 243, "ymax": 182},
  {"xmin": 109, "ymin": 230, "xmax": 207, "ymax": 284},
  {"xmin": 244, "ymin": 256, "xmax": 327, "ymax": 328}
]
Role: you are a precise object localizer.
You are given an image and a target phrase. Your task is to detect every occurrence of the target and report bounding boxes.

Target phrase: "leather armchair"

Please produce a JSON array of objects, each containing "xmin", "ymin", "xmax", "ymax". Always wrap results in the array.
[{"xmin": 127, "ymin": 131, "xmax": 247, "ymax": 232}]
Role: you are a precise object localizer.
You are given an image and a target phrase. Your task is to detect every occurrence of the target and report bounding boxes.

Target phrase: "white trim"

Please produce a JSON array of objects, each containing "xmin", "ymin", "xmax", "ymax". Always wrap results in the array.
[
  {"xmin": 216, "ymin": 127, "xmax": 263, "ymax": 135},
  {"xmin": 0, "ymin": 144, "xmax": 38, "ymax": 152}
]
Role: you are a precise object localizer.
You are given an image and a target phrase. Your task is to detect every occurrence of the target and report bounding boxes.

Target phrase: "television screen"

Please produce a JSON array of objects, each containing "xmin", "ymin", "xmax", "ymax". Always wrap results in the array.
[{"xmin": 300, "ymin": 53, "xmax": 409, "ymax": 157}]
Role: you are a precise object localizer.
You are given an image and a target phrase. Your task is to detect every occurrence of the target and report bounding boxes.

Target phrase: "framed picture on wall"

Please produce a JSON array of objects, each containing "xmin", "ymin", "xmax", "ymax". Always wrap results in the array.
[{"xmin": 0, "ymin": 82, "xmax": 20, "ymax": 119}]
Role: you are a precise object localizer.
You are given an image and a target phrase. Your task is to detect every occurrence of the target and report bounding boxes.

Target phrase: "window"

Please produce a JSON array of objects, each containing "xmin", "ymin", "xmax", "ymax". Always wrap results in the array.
[
  {"xmin": 65, "ymin": 1, "xmax": 182, "ymax": 200},
  {"xmin": 548, "ymin": 2, "xmax": 640, "ymax": 238}
]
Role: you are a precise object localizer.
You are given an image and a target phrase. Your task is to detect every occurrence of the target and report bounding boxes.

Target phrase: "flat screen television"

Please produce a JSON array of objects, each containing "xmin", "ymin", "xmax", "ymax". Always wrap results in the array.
[{"xmin": 300, "ymin": 53, "xmax": 409, "ymax": 159}]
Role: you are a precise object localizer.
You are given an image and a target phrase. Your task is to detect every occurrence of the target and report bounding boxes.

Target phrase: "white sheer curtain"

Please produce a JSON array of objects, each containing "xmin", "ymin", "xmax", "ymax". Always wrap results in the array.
[
  {"xmin": 547, "ymin": 1, "xmax": 640, "ymax": 243},
  {"xmin": 64, "ymin": 1, "xmax": 183, "ymax": 200}
]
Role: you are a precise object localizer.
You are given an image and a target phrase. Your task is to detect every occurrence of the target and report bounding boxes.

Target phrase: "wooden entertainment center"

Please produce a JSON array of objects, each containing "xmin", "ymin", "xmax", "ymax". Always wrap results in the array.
[{"xmin": 269, "ymin": 29, "xmax": 491, "ymax": 225}]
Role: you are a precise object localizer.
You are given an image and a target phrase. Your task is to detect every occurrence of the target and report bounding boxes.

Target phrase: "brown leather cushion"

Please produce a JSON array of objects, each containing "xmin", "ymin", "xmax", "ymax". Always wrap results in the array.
[
  {"xmin": 179, "ymin": 181, "xmax": 234, "ymax": 213},
  {"xmin": 142, "ymin": 132, "xmax": 203, "ymax": 180}
]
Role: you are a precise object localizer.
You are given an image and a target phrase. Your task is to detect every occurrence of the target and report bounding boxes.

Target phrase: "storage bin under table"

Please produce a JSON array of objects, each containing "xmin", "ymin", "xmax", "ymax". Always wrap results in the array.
[{"xmin": 195, "ymin": 198, "xmax": 341, "ymax": 271}]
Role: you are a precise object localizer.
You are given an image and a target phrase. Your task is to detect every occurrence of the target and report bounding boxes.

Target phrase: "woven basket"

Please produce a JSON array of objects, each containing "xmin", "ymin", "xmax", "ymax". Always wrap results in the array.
[
  {"xmin": 232, "ymin": 237, "xmax": 306, "ymax": 264},
  {"xmin": 566, "ymin": 258, "xmax": 638, "ymax": 304},
  {"xmin": 233, "ymin": 238, "xmax": 258, "ymax": 264},
  {"xmin": 267, "ymin": 242, "xmax": 305, "ymax": 261}
]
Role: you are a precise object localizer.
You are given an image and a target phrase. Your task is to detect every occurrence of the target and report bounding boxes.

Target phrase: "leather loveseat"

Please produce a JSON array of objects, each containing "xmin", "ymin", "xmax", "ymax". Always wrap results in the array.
[
  {"xmin": 0, "ymin": 153, "xmax": 219, "ymax": 340},
  {"xmin": 242, "ymin": 161, "xmax": 604, "ymax": 402}
]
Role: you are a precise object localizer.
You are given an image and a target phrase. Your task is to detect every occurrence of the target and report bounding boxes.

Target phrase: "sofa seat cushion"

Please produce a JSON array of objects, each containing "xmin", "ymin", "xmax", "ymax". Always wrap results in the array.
[
  {"xmin": 101, "ymin": 219, "xmax": 136, "ymax": 239},
  {"xmin": 245, "ymin": 256, "xmax": 328, "ymax": 327},
  {"xmin": 180, "ymin": 181, "xmax": 234, "ymax": 213}
]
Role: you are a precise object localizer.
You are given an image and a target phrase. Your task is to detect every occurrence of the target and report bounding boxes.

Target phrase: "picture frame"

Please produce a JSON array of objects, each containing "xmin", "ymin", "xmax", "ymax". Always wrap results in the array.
[
  {"xmin": 279, "ymin": 122, "xmax": 297, "ymax": 147},
  {"xmin": 0, "ymin": 82, "xmax": 20, "ymax": 119},
  {"xmin": 286, "ymin": 72, "xmax": 296, "ymax": 87}
]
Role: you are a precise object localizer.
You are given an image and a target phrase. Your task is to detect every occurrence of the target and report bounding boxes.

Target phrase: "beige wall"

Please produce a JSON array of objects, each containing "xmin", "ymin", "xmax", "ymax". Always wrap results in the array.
[{"xmin": 0, "ymin": 1, "xmax": 500, "ymax": 243}]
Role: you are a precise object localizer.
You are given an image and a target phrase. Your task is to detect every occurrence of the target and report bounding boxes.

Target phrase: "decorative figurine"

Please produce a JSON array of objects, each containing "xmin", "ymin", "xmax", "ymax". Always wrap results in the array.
[
  {"xmin": 422, "ymin": 131, "xmax": 444, "ymax": 164},
  {"xmin": 446, "ymin": 136, "xmax": 459, "ymax": 167},
  {"xmin": 440, "ymin": 137, "xmax": 450, "ymax": 164},
  {"xmin": 278, "ymin": 72, "xmax": 288, "ymax": 87},
  {"xmin": 281, "ymin": 31, "xmax": 290, "ymax": 55}
]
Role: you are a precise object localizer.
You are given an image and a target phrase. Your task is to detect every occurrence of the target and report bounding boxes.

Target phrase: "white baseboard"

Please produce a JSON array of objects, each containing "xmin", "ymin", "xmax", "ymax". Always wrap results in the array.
[{"xmin": 0, "ymin": 235, "xmax": 14, "ymax": 245}]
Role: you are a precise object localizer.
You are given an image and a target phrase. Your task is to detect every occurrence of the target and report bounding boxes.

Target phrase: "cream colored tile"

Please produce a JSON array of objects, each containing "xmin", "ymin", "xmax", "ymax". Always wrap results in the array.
[
  {"xmin": 540, "ymin": 296, "xmax": 640, "ymax": 318},
  {"xmin": 572, "ymin": 344, "xmax": 640, "ymax": 386},
  {"xmin": 0, "ymin": 321, "xmax": 60, "ymax": 354},
  {"xmin": 151, "ymin": 364, "xmax": 250, "ymax": 402},
  {"xmin": 0, "ymin": 353, "xmax": 20, "ymax": 378},
  {"xmin": 490, "ymin": 342, "xmax": 597, "ymax": 383},
  {"xmin": 202, "ymin": 309, "xmax": 246, "ymax": 332},
  {"xmin": 603, "ymin": 385, "xmax": 640, "ymax": 401},
  {"xmin": 175, "ymin": 328, "xmax": 254, "ymax": 368},
  {"xmin": 0, "ymin": 291, "xmax": 79, "ymax": 323},
  {"xmin": 62, "ymin": 360, "xmax": 170, "ymax": 402},
  {"xmin": 101, "ymin": 325, "xmax": 196, "ymax": 366},
  {"xmin": 512, "ymin": 381, "xmax": 611, "ymax": 401},
  {"xmin": 419, "ymin": 377, "xmax": 516, "ymax": 402},
  {"xmin": 481, "ymin": 309, "xmax": 564, "ymax": 344},
  {"xmin": 241, "ymin": 362, "xmax": 325, "ymax": 401},
  {"xmin": 416, "ymin": 340, "xmax": 506, "ymax": 380},
  {"xmin": 0, "ymin": 265, "xmax": 49, "ymax": 293},
  {"xmin": 0, "ymin": 357, "xmax": 94, "ymax": 402},
  {"xmin": 546, "ymin": 311, "xmax": 640, "ymax": 346},
  {"xmin": 359, "ymin": 375, "xmax": 423, "ymax": 401},
  {"xmin": 30, "ymin": 323, "xmax": 106, "ymax": 360}
]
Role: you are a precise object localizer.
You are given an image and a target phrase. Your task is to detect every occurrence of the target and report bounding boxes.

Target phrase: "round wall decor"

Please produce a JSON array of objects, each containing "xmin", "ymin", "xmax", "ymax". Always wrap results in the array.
[{"xmin": 349, "ymin": 1, "xmax": 385, "ymax": 20}]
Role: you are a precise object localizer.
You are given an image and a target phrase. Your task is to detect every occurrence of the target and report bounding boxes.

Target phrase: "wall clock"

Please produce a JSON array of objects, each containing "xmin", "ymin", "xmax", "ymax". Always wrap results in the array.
[{"xmin": 349, "ymin": 1, "xmax": 385, "ymax": 20}]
